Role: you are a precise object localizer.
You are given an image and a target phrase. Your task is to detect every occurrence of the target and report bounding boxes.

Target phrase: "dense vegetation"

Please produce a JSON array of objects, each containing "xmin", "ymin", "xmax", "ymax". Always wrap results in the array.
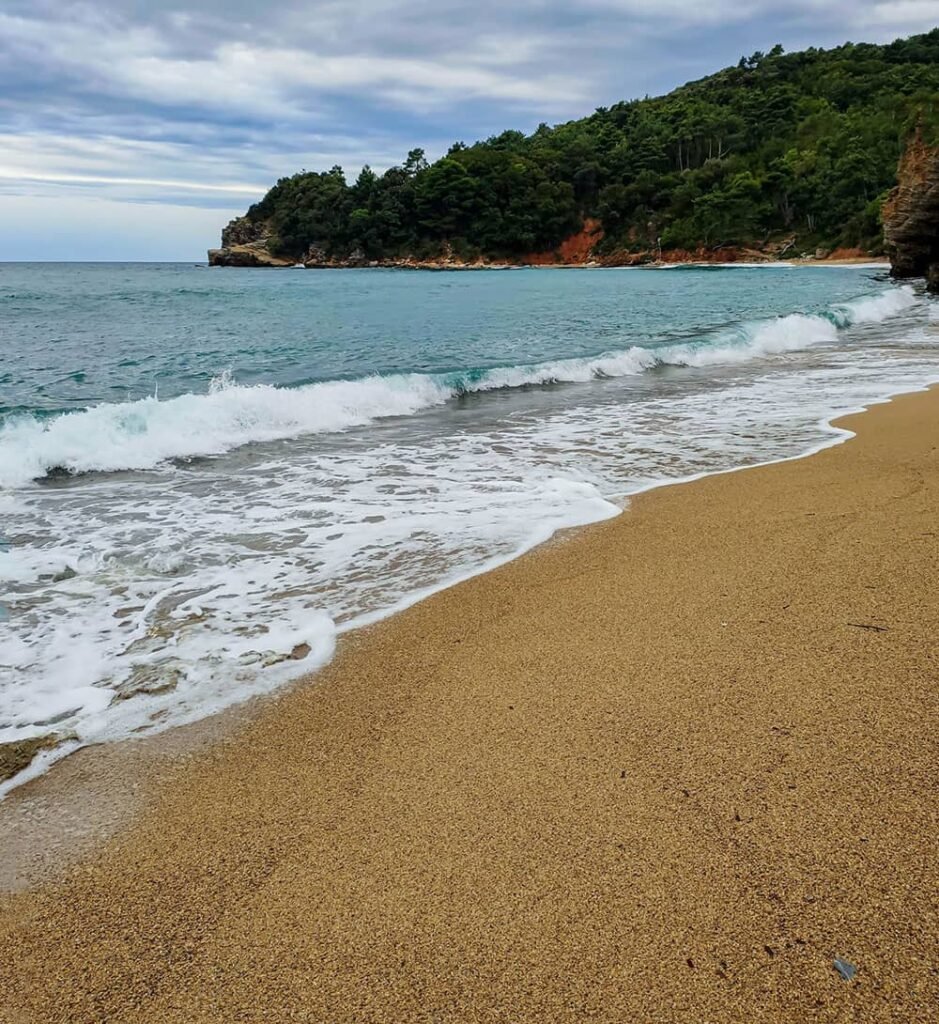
[{"xmin": 244, "ymin": 30, "xmax": 939, "ymax": 261}]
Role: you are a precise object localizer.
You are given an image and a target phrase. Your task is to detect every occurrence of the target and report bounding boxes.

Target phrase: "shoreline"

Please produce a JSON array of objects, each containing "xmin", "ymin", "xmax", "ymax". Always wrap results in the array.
[
  {"xmin": 2, "ymin": 375, "xmax": 937, "ymax": 878},
  {"xmin": 1, "ymin": 385, "xmax": 937, "ymax": 1021},
  {"xmin": 1, "ymin": 370, "xmax": 932, "ymax": 825},
  {"xmin": 208, "ymin": 253, "xmax": 891, "ymax": 271},
  {"xmin": 0, "ymin": 270, "xmax": 917, "ymax": 807}
]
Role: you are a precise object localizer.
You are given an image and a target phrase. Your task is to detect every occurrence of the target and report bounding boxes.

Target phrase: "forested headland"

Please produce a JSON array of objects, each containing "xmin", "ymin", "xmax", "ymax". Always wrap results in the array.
[{"xmin": 217, "ymin": 30, "xmax": 939, "ymax": 265}]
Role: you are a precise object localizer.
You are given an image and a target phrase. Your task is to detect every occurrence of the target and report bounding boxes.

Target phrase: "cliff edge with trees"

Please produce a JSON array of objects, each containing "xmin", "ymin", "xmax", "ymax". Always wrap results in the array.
[{"xmin": 210, "ymin": 30, "xmax": 939, "ymax": 271}]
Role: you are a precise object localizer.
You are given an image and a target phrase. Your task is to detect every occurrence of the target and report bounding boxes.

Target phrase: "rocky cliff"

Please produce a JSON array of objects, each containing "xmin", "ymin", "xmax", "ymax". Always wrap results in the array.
[
  {"xmin": 883, "ymin": 129, "xmax": 939, "ymax": 293},
  {"xmin": 208, "ymin": 217, "xmax": 295, "ymax": 267},
  {"xmin": 207, "ymin": 219, "xmax": 815, "ymax": 271},
  {"xmin": 208, "ymin": 216, "xmax": 871, "ymax": 271}
]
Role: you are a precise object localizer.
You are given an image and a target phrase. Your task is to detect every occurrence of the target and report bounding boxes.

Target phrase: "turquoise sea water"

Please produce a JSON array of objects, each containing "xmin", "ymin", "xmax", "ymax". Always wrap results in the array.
[
  {"xmin": 1, "ymin": 262, "xmax": 937, "ymax": 790},
  {"xmin": 0, "ymin": 261, "xmax": 924, "ymax": 414}
]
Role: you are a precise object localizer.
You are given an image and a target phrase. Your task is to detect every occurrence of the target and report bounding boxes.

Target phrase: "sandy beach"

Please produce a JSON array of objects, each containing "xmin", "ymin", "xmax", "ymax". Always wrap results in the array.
[{"xmin": 1, "ymin": 386, "xmax": 937, "ymax": 1023}]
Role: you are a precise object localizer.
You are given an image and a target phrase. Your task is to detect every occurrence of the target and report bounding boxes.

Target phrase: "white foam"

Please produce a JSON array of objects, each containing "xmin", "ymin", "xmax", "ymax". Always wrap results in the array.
[
  {"xmin": 833, "ymin": 285, "xmax": 917, "ymax": 324},
  {"xmin": 0, "ymin": 372, "xmax": 453, "ymax": 488}
]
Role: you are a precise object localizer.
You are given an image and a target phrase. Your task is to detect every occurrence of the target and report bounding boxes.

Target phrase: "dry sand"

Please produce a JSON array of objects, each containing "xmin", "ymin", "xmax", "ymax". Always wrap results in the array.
[{"xmin": 1, "ymin": 388, "xmax": 937, "ymax": 1023}]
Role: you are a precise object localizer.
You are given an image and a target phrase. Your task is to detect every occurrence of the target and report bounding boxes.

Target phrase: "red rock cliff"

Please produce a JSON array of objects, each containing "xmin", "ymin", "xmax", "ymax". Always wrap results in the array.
[{"xmin": 883, "ymin": 128, "xmax": 939, "ymax": 292}]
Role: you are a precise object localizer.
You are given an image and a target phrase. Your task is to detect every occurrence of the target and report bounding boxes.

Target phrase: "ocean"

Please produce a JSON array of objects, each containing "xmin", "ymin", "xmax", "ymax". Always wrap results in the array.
[{"xmin": 1, "ymin": 261, "xmax": 937, "ymax": 792}]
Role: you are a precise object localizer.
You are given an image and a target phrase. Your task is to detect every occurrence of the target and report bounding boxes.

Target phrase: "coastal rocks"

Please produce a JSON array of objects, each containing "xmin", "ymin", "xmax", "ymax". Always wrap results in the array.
[
  {"xmin": 206, "ymin": 211, "xmax": 805, "ymax": 270},
  {"xmin": 523, "ymin": 218, "xmax": 604, "ymax": 265},
  {"xmin": 305, "ymin": 242, "xmax": 513, "ymax": 271},
  {"xmin": 303, "ymin": 244, "xmax": 368, "ymax": 268},
  {"xmin": 658, "ymin": 246, "xmax": 771, "ymax": 265},
  {"xmin": 220, "ymin": 215, "xmax": 267, "ymax": 249},
  {"xmin": 302, "ymin": 244, "xmax": 330, "ymax": 267},
  {"xmin": 111, "ymin": 666, "xmax": 180, "ymax": 703},
  {"xmin": 209, "ymin": 216, "xmax": 296, "ymax": 267},
  {"xmin": 883, "ymin": 128, "xmax": 939, "ymax": 293},
  {"xmin": 0, "ymin": 733, "xmax": 68, "ymax": 783},
  {"xmin": 598, "ymin": 244, "xmax": 773, "ymax": 267},
  {"xmin": 209, "ymin": 222, "xmax": 366, "ymax": 268},
  {"xmin": 207, "ymin": 215, "xmax": 870, "ymax": 271},
  {"xmin": 261, "ymin": 643, "xmax": 312, "ymax": 668},
  {"xmin": 207, "ymin": 244, "xmax": 295, "ymax": 268},
  {"xmin": 825, "ymin": 246, "xmax": 869, "ymax": 261}
]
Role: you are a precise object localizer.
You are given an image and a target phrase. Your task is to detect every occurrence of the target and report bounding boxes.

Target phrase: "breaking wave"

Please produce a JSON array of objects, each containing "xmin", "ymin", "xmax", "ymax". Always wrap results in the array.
[{"xmin": 0, "ymin": 285, "xmax": 917, "ymax": 488}]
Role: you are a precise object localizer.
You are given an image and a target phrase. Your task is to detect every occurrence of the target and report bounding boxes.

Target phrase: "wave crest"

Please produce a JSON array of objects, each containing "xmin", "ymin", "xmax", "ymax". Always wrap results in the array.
[{"xmin": 0, "ymin": 285, "xmax": 918, "ymax": 488}]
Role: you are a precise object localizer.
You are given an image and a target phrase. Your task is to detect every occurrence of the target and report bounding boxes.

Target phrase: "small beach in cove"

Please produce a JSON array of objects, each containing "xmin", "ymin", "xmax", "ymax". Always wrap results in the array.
[
  {"xmin": 1, "ymin": 385, "xmax": 937, "ymax": 1023},
  {"xmin": 6, "ymin": 12, "xmax": 939, "ymax": 1024}
]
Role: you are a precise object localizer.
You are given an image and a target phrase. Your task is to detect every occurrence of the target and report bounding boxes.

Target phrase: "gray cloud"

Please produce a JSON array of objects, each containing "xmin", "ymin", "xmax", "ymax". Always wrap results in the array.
[{"xmin": 1, "ymin": 0, "xmax": 937, "ymax": 258}]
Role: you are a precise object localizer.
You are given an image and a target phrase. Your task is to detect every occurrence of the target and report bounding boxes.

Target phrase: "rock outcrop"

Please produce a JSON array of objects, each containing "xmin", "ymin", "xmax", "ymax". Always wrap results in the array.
[
  {"xmin": 207, "ymin": 245, "xmax": 296, "ymax": 268},
  {"xmin": 208, "ymin": 216, "xmax": 296, "ymax": 267},
  {"xmin": 0, "ymin": 733, "xmax": 67, "ymax": 783},
  {"xmin": 220, "ymin": 215, "xmax": 265, "ymax": 248},
  {"xmin": 207, "ymin": 216, "xmax": 872, "ymax": 272},
  {"xmin": 523, "ymin": 219, "xmax": 604, "ymax": 265},
  {"xmin": 883, "ymin": 128, "xmax": 939, "ymax": 292}
]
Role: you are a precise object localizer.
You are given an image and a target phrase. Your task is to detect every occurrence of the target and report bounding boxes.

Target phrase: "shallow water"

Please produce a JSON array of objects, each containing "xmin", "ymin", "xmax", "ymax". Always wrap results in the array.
[{"xmin": 1, "ymin": 262, "xmax": 937, "ymax": 792}]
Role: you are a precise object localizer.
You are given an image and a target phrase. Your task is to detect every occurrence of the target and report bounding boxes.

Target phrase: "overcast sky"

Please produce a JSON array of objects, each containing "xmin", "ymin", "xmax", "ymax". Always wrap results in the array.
[{"xmin": 2, "ymin": 0, "xmax": 937, "ymax": 260}]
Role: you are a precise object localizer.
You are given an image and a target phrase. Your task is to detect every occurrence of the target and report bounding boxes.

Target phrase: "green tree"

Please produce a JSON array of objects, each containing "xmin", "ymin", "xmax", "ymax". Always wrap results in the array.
[{"xmin": 238, "ymin": 28, "xmax": 939, "ymax": 260}]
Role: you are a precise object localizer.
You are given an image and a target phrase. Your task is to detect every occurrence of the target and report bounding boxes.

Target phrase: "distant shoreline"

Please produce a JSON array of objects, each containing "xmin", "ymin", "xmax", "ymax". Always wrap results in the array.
[
  {"xmin": 787, "ymin": 256, "xmax": 890, "ymax": 267},
  {"xmin": 206, "ymin": 253, "xmax": 891, "ymax": 271}
]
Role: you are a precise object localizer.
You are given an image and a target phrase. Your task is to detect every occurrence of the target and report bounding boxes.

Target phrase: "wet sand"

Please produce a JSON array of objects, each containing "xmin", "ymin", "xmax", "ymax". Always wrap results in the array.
[{"xmin": 1, "ymin": 388, "xmax": 937, "ymax": 1023}]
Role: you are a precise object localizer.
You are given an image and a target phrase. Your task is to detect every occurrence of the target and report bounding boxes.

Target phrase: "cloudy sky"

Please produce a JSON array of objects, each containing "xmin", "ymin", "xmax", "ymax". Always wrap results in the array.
[{"xmin": 2, "ymin": 0, "xmax": 937, "ymax": 260}]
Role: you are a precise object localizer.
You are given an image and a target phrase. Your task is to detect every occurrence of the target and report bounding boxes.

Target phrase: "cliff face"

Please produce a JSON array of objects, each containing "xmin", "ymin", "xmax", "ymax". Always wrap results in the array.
[
  {"xmin": 207, "ymin": 218, "xmax": 866, "ymax": 271},
  {"xmin": 522, "ymin": 219, "xmax": 604, "ymax": 265},
  {"xmin": 208, "ymin": 217, "xmax": 295, "ymax": 267},
  {"xmin": 208, "ymin": 221, "xmax": 607, "ymax": 270},
  {"xmin": 883, "ymin": 129, "xmax": 939, "ymax": 292}
]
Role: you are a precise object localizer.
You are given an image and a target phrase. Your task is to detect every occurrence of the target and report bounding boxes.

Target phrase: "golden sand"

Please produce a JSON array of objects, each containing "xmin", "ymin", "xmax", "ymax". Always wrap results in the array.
[{"xmin": 1, "ymin": 388, "xmax": 937, "ymax": 1023}]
